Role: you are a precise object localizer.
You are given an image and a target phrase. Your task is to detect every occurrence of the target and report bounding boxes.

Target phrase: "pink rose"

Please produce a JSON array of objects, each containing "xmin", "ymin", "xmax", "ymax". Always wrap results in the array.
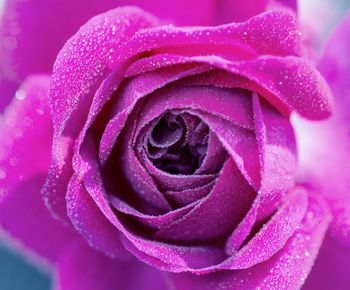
[{"xmin": 0, "ymin": 2, "xmax": 349, "ymax": 290}]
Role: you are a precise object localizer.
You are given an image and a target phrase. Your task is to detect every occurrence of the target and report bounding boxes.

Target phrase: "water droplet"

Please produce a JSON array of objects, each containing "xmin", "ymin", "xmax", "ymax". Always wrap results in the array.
[
  {"xmin": 15, "ymin": 89, "xmax": 26, "ymax": 100},
  {"xmin": 0, "ymin": 169, "xmax": 6, "ymax": 179}
]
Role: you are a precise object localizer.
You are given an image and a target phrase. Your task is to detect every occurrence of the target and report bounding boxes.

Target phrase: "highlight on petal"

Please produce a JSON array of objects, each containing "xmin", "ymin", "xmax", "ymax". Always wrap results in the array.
[{"xmin": 0, "ymin": 75, "xmax": 76, "ymax": 266}]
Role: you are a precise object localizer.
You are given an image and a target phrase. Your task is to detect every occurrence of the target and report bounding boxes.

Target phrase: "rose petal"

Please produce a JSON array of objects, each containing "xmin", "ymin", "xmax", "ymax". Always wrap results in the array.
[
  {"xmin": 116, "ymin": 10, "xmax": 302, "ymax": 68},
  {"xmin": 109, "ymin": 194, "xmax": 199, "ymax": 229},
  {"xmin": 218, "ymin": 187, "xmax": 307, "ymax": 271},
  {"xmin": 0, "ymin": 75, "xmax": 76, "ymax": 265},
  {"xmin": 68, "ymin": 163, "xmax": 226, "ymax": 271},
  {"xmin": 303, "ymin": 234, "xmax": 350, "ymax": 290},
  {"xmin": 136, "ymin": 86, "xmax": 254, "ymax": 132},
  {"xmin": 294, "ymin": 12, "xmax": 350, "ymax": 247},
  {"xmin": 163, "ymin": 181, "xmax": 215, "ymax": 208},
  {"xmin": 0, "ymin": 1, "xmax": 146, "ymax": 109},
  {"xmin": 66, "ymin": 174, "xmax": 130, "ymax": 260},
  {"xmin": 126, "ymin": 47, "xmax": 332, "ymax": 119},
  {"xmin": 43, "ymin": 6, "xmax": 157, "ymax": 222},
  {"xmin": 155, "ymin": 158, "xmax": 255, "ymax": 242},
  {"xmin": 195, "ymin": 111, "xmax": 260, "ymax": 190},
  {"xmin": 117, "ymin": 118, "xmax": 172, "ymax": 212},
  {"xmin": 168, "ymin": 193, "xmax": 331, "ymax": 289},
  {"xmin": 56, "ymin": 238, "xmax": 167, "ymax": 290},
  {"xmin": 253, "ymin": 94, "xmax": 296, "ymax": 220},
  {"xmin": 99, "ymin": 64, "xmax": 211, "ymax": 164}
]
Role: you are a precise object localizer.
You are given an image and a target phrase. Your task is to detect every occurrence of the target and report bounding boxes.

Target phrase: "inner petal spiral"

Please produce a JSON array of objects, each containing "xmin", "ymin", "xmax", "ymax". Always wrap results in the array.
[{"xmin": 147, "ymin": 111, "xmax": 209, "ymax": 175}]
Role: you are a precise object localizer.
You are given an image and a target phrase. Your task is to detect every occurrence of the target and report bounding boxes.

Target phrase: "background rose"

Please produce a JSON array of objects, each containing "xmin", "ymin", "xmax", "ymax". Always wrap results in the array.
[{"xmin": 0, "ymin": 0, "xmax": 348, "ymax": 287}]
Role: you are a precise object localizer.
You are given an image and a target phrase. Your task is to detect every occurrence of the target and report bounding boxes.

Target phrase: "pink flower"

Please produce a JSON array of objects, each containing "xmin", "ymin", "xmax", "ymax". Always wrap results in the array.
[{"xmin": 0, "ymin": 1, "xmax": 349, "ymax": 290}]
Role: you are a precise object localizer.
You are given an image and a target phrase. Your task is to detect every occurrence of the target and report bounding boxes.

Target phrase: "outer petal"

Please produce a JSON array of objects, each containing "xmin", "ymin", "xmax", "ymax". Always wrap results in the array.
[
  {"xmin": 0, "ymin": 0, "xmax": 140, "ymax": 111},
  {"xmin": 43, "ymin": 6, "xmax": 157, "ymax": 222},
  {"xmin": 168, "ymin": 194, "xmax": 331, "ymax": 290},
  {"xmin": 303, "ymin": 234, "xmax": 350, "ymax": 290},
  {"xmin": 56, "ymin": 238, "xmax": 168, "ymax": 290},
  {"xmin": 294, "ymin": 12, "xmax": 350, "ymax": 247},
  {"xmin": 0, "ymin": 75, "xmax": 76, "ymax": 265},
  {"xmin": 0, "ymin": 0, "xmax": 214, "ymax": 103},
  {"xmin": 216, "ymin": 0, "xmax": 297, "ymax": 24},
  {"xmin": 0, "ymin": 0, "xmax": 291, "ymax": 112}
]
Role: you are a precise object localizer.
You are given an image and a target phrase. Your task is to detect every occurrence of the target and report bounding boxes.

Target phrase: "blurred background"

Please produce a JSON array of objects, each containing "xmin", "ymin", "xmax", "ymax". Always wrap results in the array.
[{"xmin": 0, "ymin": 0, "xmax": 349, "ymax": 289}]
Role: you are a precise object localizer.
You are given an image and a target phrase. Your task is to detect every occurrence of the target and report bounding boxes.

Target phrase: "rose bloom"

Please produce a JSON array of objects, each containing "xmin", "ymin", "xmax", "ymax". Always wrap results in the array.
[{"xmin": 0, "ymin": 1, "xmax": 349, "ymax": 290}]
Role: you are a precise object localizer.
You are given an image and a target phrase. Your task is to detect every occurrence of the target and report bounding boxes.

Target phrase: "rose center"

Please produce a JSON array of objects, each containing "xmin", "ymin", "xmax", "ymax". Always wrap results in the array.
[{"xmin": 147, "ymin": 111, "xmax": 209, "ymax": 175}]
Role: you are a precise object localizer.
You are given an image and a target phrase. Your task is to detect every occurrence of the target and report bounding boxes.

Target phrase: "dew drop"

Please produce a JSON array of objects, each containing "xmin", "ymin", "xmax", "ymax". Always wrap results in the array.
[{"xmin": 15, "ymin": 89, "xmax": 26, "ymax": 100}]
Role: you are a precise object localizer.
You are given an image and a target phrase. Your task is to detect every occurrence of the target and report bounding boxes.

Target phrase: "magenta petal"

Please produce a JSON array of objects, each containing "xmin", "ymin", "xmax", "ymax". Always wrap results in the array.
[
  {"xmin": 220, "ymin": 187, "xmax": 307, "ymax": 270},
  {"xmin": 164, "ymin": 181, "xmax": 215, "ymax": 208},
  {"xmin": 116, "ymin": 0, "xmax": 215, "ymax": 26},
  {"xmin": 69, "ymin": 162, "xmax": 225, "ymax": 271},
  {"xmin": 56, "ymin": 238, "xmax": 167, "ymax": 290},
  {"xmin": 0, "ymin": 1, "xmax": 135, "ymax": 112},
  {"xmin": 303, "ymin": 234, "xmax": 350, "ymax": 290},
  {"xmin": 155, "ymin": 158, "xmax": 255, "ymax": 242},
  {"xmin": 191, "ymin": 55, "xmax": 332, "ymax": 120},
  {"xmin": 110, "ymin": 195, "xmax": 198, "ymax": 229},
  {"xmin": 253, "ymin": 94, "xmax": 296, "ymax": 220},
  {"xmin": 0, "ymin": 80, "xmax": 17, "ymax": 112},
  {"xmin": 169, "ymin": 194, "xmax": 331, "ymax": 289},
  {"xmin": 0, "ymin": 1, "xmax": 149, "ymax": 80},
  {"xmin": 72, "ymin": 135, "xmax": 226, "ymax": 270},
  {"xmin": 127, "ymin": 52, "xmax": 332, "ymax": 120},
  {"xmin": 216, "ymin": 1, "xmax": 297, "ymax": 24},
  {"xmin": 0, "ymin": 75, "xmax": 76, "ymax": 264},
  {"xmin": 215, "ymin": 0, "xmax": 269, "ymax": 23},
  {"xmin": 66, "ymin": 173, "xmax": 130, "ymax": 260},
  {"xmin": 43, "ymin": 6, "xmax": 157, "ymax": 222},
  {"xmin": 50, "ymin": 7, "xmax": 156, "ymax": 138},
  {"xmin": 137, "ymin": 86, "xmax": 254, "ymax": 131},
  {"xmin": 196, "ymin": 111, "xmax": 260, "ymax": 190},
  {"xmin": 99, "ymin": 64, "xmax": 210, "ymax": 164},
  {"xmin": 119, "ymin": 120, "xmax": 172, "ymax": 212},
  {"xmin": 295, "ymin": 12, "xmax": 350, "ymax": 247},
  {"xmin": 117, "ymin": 10, "xmax": 302, "ymax": 65}
]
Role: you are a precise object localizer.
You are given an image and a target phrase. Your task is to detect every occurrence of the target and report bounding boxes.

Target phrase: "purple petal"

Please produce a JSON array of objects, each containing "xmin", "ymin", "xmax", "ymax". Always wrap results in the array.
[
  {"xmin": 68, "ymin": 163, "xmax": 226, "ymax": 271},
  {"xmin": 164, "ymin": 181, "xmax": 215, "ymax": 208},
  {"xmin": 253, "ymin": 94, "xmax": 296, "ymax": 220},
  {"xmin": 116, "ymin": 10, "xmax": 302, "ymax": 66},
  {"xmin": 43, "ymin": 6, "xmax": 157, "ymax": 222},
  {"xmin": 220, "ymin": 187, "xmax": 307, "ymax": 270},
  {"xmin": 66, "ymin": 174, "xmax": 130, "ymax": 260},
  {"xmin": 154, "ymin": 158, "xmax": 255, "ymax": 242},
  {"xmin": 303, "ymin": 234, "xmax": 350, "ymax": 290},
  {"xmin": 169, "ymin": 193, "xmax": 331, "ymax": 289},
  {"xmin": 294, "ymin": 12, "xmax": 350, "ymax": 247},
  {"xmin": 0, "ymin": 75, "xmax": 76, "ymax": 265},
  {"xmin": 99, "ymin": 64, "xmax": 211, "ymax": 164},
  {"xmin": 125, "ymin": 52, "xmax": 332, "ymax": 120},
  {"xmin": 196, "ymin": 111, "xmax": 260, "ymax": 189},
  {"xmin": 56, "ymin": 238, "xmax": 167, "ymax": 290},
  {"xmin": 216, "ymin": 1, "xmax": 297, "ymax": 24},
  {"xmin": 110, "ymin": 194, "xmax": 198, "ymax": 229}
]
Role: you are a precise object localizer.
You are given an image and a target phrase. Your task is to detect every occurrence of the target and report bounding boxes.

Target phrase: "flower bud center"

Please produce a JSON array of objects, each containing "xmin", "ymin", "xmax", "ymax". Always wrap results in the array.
[{"xmin": 148, "ymin": 111, "xmax": 209, "ymax": 175}]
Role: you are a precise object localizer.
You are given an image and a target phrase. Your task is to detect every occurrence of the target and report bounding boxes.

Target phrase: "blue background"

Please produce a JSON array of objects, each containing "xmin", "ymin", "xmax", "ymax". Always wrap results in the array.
[{"xmin": 0, "ymin": 242, "xmax": 51, "ymax": 290}]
